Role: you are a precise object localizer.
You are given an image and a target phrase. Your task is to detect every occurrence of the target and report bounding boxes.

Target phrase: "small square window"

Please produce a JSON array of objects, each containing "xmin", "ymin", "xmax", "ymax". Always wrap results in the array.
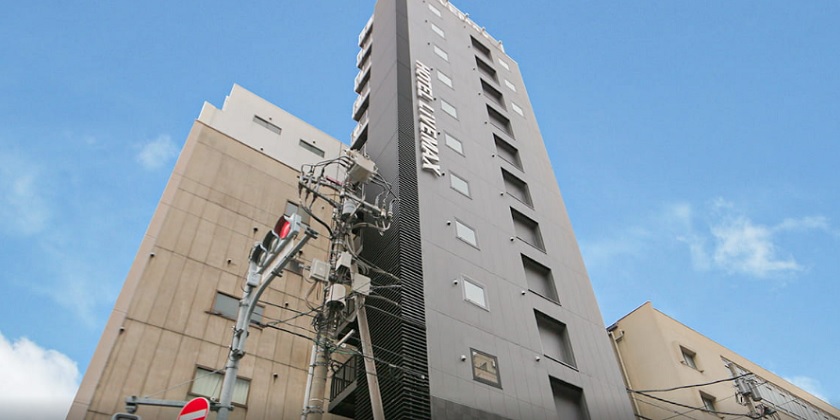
[
  {"xmin": 450, "ymin": 172, "xmax": 471, "ymax": 197},
  {"xmin": 440, "ymin": 99, "xmax": 458, "ymax": 119},
  {"xmin": 444, "ymin": 133, "xmax": 463, "ymax": 154},
  {"xmin": 504, "ymin": 79, "xmax": 517, "ymax": 92},
  {"xmin": 437, "ymin": 71, "xmax": 453, "ymax": 88},
  {"xmin": 430, "ymin": 23, "xmax": 445, "ymax": 38},
  {"xmin": 434, "ymin": 45, "xmax": 449, "ymax": 61},
  {"xmin": 191, "ymin": 367, "xmax": 250, "ymax": 406},
  {"xmin": 700, "ymin": 394, "xmax": 716, "ymax": 412},
  {"xmin": 461, "ymin": 276, "xmax": 487, "ymax": 309},
  {"xmin": 498, "ymin": 59, "xmax": 510, "ymax": 71},
  {"xmin": 428, "ymin": 3, "xmax": 442, "ymax": 17},
  {"xmin": 455, "ymin": 220, "xmax": 478, "ymax": 247},
  {"xmin": 681, "ymin": 347, "xmax": 698, "ymax": 369},
  {"xmin": 511, "ymin": 102, "xmax": 524, "ymax": 117},
  {"xmin": 471, "ymin": 349, "xmax": 501, "ymax": 388}
]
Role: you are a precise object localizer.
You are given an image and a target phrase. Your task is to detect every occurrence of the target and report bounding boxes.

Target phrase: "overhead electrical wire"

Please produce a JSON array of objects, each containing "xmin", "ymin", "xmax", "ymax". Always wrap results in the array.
[
  {"xmin": 629, "ymin": 390, "xmax": 753, "ymax": 418},
  {"xmin": 632, "ymin": 374, "xmax": 749, "ymax": 393}
]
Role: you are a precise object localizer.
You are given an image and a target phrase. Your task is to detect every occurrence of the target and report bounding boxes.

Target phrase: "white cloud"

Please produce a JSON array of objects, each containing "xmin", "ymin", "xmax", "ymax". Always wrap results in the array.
[
  {"xmin": 0, "ymin": 147, "xmax": 116, "ymax": 325},
  {"xmin": 585, "ymin": 198, "xmax": 831, "ymax": 280},
  {"xmin": 710, "ymin": 215, "xmax": 800, "ymax": 277},
  {"xmin": 136, "ymin": 134, "xmax": 179, "ymax": 170},
  {"xmin": 674, "ymin": 199, "xmax": 829, "ymax": 278},
  {"xmin": 665, "ymin": 202, "xmax": 710, "ymax": 270},
  {"xmin": 784, "ymin": 375, "xmax": 829, "ymax": 404},
  {"xmin": 774, "ymin": 216, "xmax": 830, "ymax": 233},
  {"xmin": 0, "ymin": 332, "xmax": 80, "ymax": 419},
  {"xmin": 0, "ymin": 151, "xmax": 51, "ymax": 236}
]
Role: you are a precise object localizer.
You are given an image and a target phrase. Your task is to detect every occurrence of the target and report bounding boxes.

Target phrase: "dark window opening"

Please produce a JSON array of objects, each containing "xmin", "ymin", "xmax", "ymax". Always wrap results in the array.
[
  {"xmin": 502, "ymin": 169, "xmax": 532, "ymax": 206},
  {"xmin": 522, "ymin": 254, "xmax": 558, "ymax": 301},
  {"xmin": 475, "ymin": 56, "xmax": 498, "ymax": 82},
  {"xmin": 535, "ymin": 311, "xmax": 576, "ymax": 367},
  {"xmin": 471, "ymin": 36, "xmax": 492, "ymax": 59},
  {"xmin": 481, "ymin": 79, "xmax": 505, "ymax": 108},
  {"xmin": 487, "ymin": 105, "xmax": 512, "ymax": 136},
  {"xmin": 494, "ymin": 135, "xmax": 522, "ymax": 169},
  {"xmin": 511, "ymin": 208, "xmax": 544, "ymax": 251}
]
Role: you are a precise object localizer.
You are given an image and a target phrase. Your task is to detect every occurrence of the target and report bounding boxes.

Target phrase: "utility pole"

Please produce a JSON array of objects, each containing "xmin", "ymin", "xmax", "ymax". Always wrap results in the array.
[
  {"xmin": 217, "ymin": 213, "xmax": 317, "ymax": 420},
  {"xmin": 728, "ymin": 363, "xmax": 776, "ymax": 419},
  {"xmin": 297, "ymin": 150, "xmax": 395, "ymax": 420}
]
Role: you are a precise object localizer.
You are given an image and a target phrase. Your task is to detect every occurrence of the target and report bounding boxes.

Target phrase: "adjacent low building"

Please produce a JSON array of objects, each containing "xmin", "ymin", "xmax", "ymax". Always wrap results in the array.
[{"xmin": 609, "ymin": 302, "xmax": 840, "ymax": 420}]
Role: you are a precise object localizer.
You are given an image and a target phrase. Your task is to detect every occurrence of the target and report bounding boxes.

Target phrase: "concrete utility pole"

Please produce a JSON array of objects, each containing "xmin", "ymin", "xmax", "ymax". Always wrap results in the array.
[
  {"xmin": 297, "ymin": 150, "xmax": 395, "ymax": 420},
  {"xmin": 217, "ymin": 213, "xmax": 317, "ymax": 420},
  {"xmin": 727, "ymin": 363, "xmax": 777, "ymax": 419}
]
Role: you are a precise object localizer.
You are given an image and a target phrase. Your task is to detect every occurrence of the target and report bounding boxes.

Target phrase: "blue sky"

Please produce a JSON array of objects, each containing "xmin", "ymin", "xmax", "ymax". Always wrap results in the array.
[{"xmin": 1, "ymin": 0, "xmax": 838, "ymax": 415}]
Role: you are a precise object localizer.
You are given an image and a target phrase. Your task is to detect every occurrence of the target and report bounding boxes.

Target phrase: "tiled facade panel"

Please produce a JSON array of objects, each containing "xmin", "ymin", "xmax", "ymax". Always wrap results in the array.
[
  {"xmin": 394, "ymin": 0, "xmax": 635, "ymax": 418},
  {"xmin": 80, "ymin": 123, "xmax": 341, "ymax": 420}
]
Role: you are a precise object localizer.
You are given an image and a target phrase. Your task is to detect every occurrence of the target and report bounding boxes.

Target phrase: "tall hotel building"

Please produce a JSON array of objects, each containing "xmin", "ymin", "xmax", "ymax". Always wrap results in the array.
[{"xmin": 71, "ymin": 1, "xmax": 634, "ymax": 419}]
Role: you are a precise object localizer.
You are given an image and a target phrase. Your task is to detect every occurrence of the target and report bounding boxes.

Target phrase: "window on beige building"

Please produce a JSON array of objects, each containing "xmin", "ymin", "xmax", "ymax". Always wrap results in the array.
[
  {"xmin": 212, "ymin": 292, "xmax": 264, "ymax": 324},
  {"xmin": 190, "ymin": 366, "xmax": 251, "ymax": 406},
  {"xmin": 681, "ymin": 346, "xmax": 698, "ymax": 369},
  {"xmin": 700, "ymin": 393, "xmax": 716, "ymax": 412}
]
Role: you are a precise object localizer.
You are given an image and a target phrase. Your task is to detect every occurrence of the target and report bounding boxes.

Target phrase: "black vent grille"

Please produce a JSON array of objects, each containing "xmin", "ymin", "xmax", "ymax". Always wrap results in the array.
[{"xmin": 353, "ymin": 0, "xmax": 431, "ymax": 419}]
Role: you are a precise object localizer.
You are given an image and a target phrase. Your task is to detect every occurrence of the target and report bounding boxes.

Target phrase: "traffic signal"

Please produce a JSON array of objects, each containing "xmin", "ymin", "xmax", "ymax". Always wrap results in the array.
[{"xmin": 249, "ymin": 213, "xmax": 304, "ymax": 275}]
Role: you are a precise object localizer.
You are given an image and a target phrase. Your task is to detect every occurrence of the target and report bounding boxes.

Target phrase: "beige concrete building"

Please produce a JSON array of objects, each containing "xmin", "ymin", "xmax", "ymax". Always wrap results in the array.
[
  {"xmin": 69, "ymin": 84, "xmax": 349, "ymax": 419},
  {"xmin": 609, "ymin": 302, "xmax": 839, "ymax": 420}
]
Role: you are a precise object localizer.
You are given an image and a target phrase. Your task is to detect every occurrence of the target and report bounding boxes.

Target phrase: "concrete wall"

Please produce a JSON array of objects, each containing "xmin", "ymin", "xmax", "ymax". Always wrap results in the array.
[{"xmin": 69, "ymin": 86, "xmax": 347, "ymax": 420}]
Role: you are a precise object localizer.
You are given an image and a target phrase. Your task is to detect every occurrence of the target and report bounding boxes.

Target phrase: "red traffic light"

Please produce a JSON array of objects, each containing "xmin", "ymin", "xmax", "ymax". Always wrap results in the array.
[{"xmin": 274, "ymin": 216, "xmax": 293, "ymax": 239}]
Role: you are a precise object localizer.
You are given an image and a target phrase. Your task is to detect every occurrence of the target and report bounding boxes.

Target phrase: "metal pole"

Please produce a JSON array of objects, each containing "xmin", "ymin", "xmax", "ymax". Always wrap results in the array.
[
  {"xmin": 300, "ymin": 343, "xmax": 319, "ymax": 420},
  {"xmin": 217, "ymin": 265, "xmax": 256, "ymax": 420},
  {"xmin": 727, "ymin": 363, "xmax": 757, "ymax": 419},
  {"xmin": 357, "ymin": 296, "xmax": 385, "ymax": 420},
  {"xmin": 305, "ymin": 319, "xmax": 334, "ymax": 420},
  {"xmin": 218, "ymin": 229, "xmax": 315, "ymax": 420}
]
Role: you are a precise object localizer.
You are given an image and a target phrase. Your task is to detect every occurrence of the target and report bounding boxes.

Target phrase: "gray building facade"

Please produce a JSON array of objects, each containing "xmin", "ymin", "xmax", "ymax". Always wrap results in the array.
[{"xmin": 339, "ymin": 0, "xmax": 636, "ymax": 419}]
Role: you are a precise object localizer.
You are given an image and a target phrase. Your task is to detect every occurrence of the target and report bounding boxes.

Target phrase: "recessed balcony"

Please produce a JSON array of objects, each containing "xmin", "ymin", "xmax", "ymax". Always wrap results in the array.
[
  {"xmin": 358, "ymin": 16, "xmax": 373, "ymax": 47},
  {"xmin": 352, "ymin": 86, "xmax": 370, "ymax": 122}
]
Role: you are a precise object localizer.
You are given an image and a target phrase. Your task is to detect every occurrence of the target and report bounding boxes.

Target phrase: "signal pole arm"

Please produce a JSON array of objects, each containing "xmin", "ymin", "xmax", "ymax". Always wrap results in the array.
[{"xmin": 217, "ymin": 216, "xmax": 317, "ymax": 420}]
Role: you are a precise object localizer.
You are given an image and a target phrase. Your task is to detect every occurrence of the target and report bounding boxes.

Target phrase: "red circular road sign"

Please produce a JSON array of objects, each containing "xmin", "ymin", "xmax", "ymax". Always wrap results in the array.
[{"xmin": 177, "ymin": 397, "xmax": 210, "ymax": 420}]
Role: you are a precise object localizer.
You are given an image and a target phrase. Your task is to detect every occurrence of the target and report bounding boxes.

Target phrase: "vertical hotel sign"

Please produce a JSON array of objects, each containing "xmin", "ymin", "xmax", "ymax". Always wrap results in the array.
[{"xmin": 415, "ymin": 61, "xmax": 443, "ymax": 177}]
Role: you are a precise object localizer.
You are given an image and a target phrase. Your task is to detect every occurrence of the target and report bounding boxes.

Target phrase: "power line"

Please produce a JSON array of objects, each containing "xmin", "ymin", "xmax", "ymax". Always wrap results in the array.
[
  {"xmin": 629, "ymin": 390, "xmax": 752, "ymax": 418},
  {"xmin": 632, "ymin": 396, "xmax": 701, "ymax": 420},
  {"xmin": 632, "ymin": 374, "xmax": 749, "ymax": 393},
  {"xmin": 661, "ymin": 390, "xmax": 741, "ymax": 420}
]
